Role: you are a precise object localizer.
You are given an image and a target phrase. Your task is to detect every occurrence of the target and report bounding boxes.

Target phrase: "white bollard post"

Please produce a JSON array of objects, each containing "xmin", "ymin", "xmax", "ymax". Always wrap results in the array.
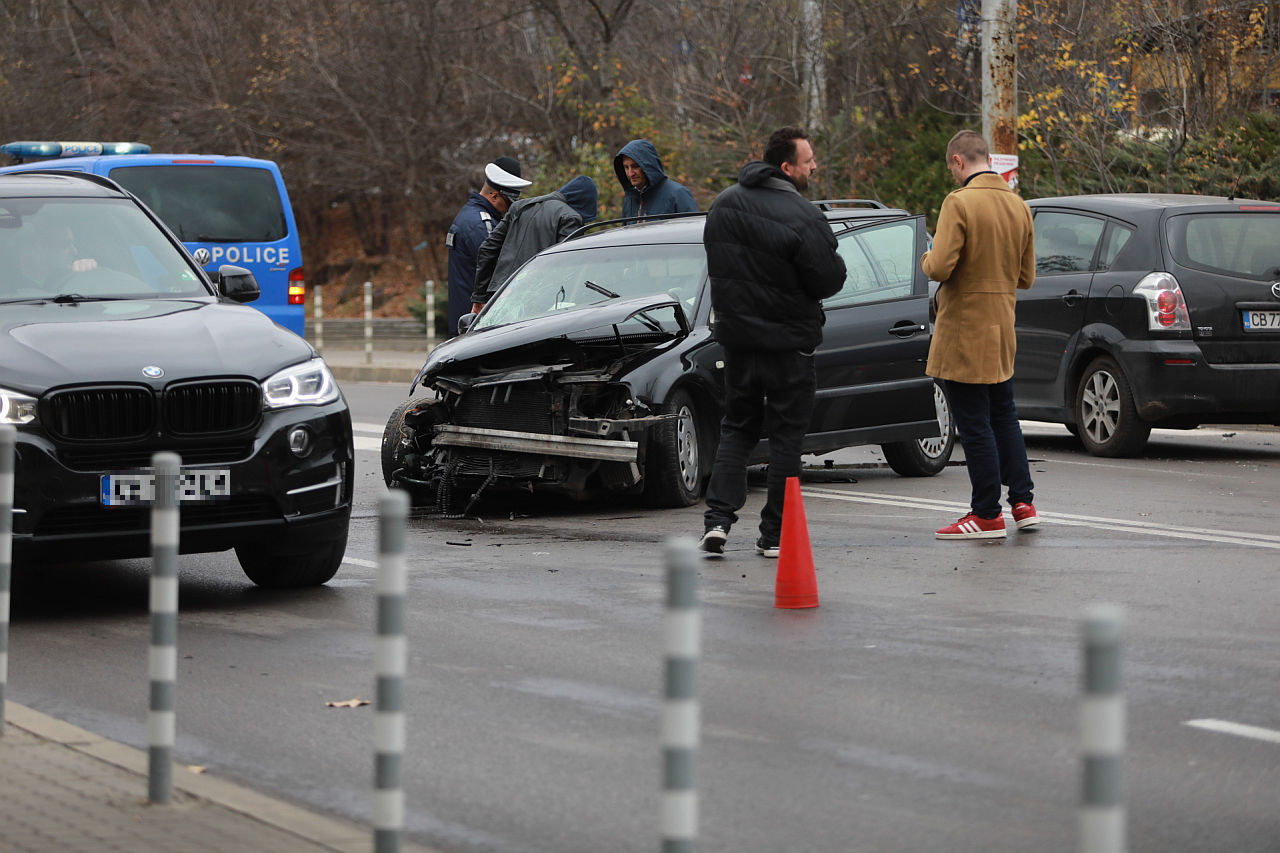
[
  {"xmin": 661, "ymin": 537, "xmax": 700, "ymax": 853},
  {"xmin": 148, "ymin": 452, "xmax": 181, "ymax": 804},
  {"xmin": 1080, "ymin": 604, "xmax": 1125, "ymax": 853},
  {"xmin": 374, "ymin": 490, "xmax": 409, "ymax": 853},
  {"xmin": 425, "ymin": 280, "xmax": 436, "ymax": 345},
  {"xmin": 364, "ymin": 281, "xmax": 374, "ymax": 365},
  {"xmin": 0, "ymin": 425, "xmax": 14, "ymax": 733},
  {"xmin": 314, "ymin": 285, "xmax": 325, "ymax": 354}
]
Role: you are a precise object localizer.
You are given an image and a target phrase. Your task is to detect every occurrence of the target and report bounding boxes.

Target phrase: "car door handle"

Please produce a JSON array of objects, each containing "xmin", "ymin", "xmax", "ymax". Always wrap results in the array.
[
  {"xmin": 889, "ymin": 322, "xmax": 927, "ymax": 337},
  {"xmin": 1061, "ymin": 289, "xmax": 1083, "ymax": 306}
]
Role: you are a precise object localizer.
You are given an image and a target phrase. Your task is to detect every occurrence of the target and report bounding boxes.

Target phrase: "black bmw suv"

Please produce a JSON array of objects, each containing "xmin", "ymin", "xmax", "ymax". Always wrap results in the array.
[
  {"xmin": 0, "ymin": 171, "xmax": 353, "ymax": 586},
  {"xmin": 1016, "ymin": 194, "xmax": 1280, "ymax": 456}
]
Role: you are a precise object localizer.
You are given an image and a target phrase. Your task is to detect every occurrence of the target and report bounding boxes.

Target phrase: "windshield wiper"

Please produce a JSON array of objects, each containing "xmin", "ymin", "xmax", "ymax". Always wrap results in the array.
[
  {"xmin": 584, "ymin": 279, "xmax": 619, "ymax": 298},
  {"xmin": 51, "ymin": 293, "xmax": 127, "ymax": 303}
]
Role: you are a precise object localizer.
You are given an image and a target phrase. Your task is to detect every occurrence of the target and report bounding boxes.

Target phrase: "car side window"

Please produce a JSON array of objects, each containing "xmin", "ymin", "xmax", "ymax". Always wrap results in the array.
[
  {"xmin": 1098, "ymin": 222, "xmax": 1135, "ymax": 271},
  {"xmin": 1034, "ymin": 211, "xmax": 1105, "ymax": 273},
  {"xmin": 825, "ymin": 221, "xmax": 915, "ymax": 309}
]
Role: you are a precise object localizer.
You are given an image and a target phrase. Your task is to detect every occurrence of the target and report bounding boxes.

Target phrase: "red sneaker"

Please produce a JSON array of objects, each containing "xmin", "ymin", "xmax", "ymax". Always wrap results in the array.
[
  {"xmin": 1011, "ymin": 502, "xmax": 1040, "ymax": 530},
  {"xmin": 936, "ymin": 513, "xmax": 1006, "ymax": 540}
]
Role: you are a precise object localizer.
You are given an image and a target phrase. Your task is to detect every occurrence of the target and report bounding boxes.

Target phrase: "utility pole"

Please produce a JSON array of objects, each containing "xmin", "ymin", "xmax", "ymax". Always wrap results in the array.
[{"xmin": 982, "ymin": 0, "xmax": 1019, "ymax": 188}]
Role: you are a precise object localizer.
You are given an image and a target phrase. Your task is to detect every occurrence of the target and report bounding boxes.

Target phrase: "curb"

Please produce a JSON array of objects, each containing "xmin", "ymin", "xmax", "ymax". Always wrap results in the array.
[{"xmin": 5, "ymin": 702, "xmax": 442, "ymax": 853}]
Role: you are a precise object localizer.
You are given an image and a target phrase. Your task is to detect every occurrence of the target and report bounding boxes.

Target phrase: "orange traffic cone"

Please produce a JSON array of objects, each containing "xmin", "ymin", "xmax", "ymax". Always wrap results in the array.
[{"xmin": 775, "ymin": 476, "xmax": 819, "ymax": 609}]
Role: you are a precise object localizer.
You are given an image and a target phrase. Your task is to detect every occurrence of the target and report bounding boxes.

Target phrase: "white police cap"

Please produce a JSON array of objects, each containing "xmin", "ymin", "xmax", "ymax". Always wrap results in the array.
[{"xmin": 485, "ymin": 160, "xmax": 532, "ymax": 192}]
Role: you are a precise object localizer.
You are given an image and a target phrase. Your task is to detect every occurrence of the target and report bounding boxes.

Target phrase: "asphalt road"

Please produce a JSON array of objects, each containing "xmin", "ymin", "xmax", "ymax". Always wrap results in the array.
[{"xmin": 9, "ymin": 379, "xmax": 1280, "ymax": 853}]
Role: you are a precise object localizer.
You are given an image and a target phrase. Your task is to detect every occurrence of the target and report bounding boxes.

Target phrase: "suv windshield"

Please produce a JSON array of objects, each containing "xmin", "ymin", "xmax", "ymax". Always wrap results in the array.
[
  {"xmin": 476, "ymin": 242, "xmax": 706, "ymax": 330},
  {"xmin": 1167, "ymin": 212, "xmax": 1280, "ymax": 278},
  {"xmin": 110, "ymin": 165, "xmax": 287, "ymax": 242},
  {"xmin": 0, "ymin": 197, "xmax": 207, "ymax": 301}
]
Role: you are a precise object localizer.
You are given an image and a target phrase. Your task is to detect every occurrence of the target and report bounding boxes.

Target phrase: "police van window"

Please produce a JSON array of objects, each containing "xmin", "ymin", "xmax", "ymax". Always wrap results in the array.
[{"xmin": 108, "ymin": 165, "xmax": 287, "ymax": 243}]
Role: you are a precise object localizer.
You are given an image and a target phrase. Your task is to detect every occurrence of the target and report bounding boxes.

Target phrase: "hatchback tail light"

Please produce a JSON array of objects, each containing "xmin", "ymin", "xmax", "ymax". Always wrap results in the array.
[{"xmin": 1133, "ymin": 272, "xmax": 1190, "ymax": 331}]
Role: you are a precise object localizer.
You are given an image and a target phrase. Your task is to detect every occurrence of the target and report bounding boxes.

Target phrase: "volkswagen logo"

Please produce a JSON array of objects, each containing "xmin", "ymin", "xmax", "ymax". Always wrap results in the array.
[
  {"xmin": 142, "ymin": 366, "xmax": 164, "ymax": 379},
  {"xmin": 1272, "ymin": 281, "xmax": 1280, "ymax": 300},
  {"xmin": 193, "ymin": 247, "xmax": 211, "ymax": 265}
]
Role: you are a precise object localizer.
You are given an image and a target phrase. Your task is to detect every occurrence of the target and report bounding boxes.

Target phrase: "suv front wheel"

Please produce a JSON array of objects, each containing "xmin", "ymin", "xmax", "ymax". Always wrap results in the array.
[{"xmin": 1075, "ymin": 356, "xmax": 1151, "ymax": 457}]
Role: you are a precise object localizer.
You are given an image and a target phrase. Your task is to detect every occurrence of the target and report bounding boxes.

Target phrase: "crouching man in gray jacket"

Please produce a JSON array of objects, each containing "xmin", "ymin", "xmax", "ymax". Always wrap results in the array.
[{"xmin": 470, "ymin": 175, "xmax": 599, "ymax": 314}]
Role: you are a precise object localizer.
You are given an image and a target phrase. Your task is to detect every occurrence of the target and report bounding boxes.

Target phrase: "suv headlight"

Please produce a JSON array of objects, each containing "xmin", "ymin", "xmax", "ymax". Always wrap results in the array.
[
  {"xmin": 262, "ymin": 359, "xmax": 341, "ymax": 409},
  {"xmin": 0, "ymin": 386, "xmax": 38, "ymax": 425}
]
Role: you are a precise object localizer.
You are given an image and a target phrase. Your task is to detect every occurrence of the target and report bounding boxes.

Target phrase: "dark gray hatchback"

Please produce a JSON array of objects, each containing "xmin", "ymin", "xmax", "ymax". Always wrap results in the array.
[
  {"xmin": 1015, "ymin": 193, "xmax": 1280, "ymax": 456},
  {"xmin": 1, "ymin": 172, "xmax": 353, "ymax": 586}
]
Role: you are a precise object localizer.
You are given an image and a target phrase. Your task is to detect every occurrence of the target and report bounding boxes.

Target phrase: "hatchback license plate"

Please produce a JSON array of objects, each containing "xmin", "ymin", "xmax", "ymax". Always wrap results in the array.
[
  {"xmin": 100, "ymin": 470, "xmax": 231, "ymax": 506},
  {"xmin": 1242, "ymin": 310, "xmax": 1280, "ymax": 330}
]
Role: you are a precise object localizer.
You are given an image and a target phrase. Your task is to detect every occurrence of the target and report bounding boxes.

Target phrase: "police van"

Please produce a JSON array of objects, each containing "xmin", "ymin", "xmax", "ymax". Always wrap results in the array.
[{"xmin": 0, "ymin": 140, "xmax": 306, "ymax": 335}]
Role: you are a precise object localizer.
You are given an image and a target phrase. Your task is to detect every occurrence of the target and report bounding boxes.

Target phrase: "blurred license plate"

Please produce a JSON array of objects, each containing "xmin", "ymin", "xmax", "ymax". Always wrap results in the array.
[
  {"xmin": 100, "ymin": 470, "xmax": 231, "ymax": 506},
  {"xmin": 1242, "ymin": 310, "xmax": 1280, "ymax": 330}
]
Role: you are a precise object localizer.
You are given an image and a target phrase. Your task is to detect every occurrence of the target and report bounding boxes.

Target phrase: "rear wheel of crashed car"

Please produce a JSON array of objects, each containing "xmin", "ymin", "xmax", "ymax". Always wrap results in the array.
[
  {"xmin": 1075, "ymin": 356, "xmax": 1151, "ymax": 457},
  {"xmin": 880, "ymin": 381, "xmax": 955, "ymax": 477},
  {"xmin": 235, "ymin": 525, "xmax": 348, "ymax": 588},
  {"xmin": 381, "ymin": 396, "xmax": 436, "ymax": 505},
  {"xmin": 644, "ymin": 389, "xmax": 704, "ymax": 507}
]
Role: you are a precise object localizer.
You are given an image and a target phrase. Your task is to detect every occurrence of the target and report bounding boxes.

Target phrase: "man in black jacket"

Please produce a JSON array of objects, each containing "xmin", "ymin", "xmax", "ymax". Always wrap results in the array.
[{"xmin": 699, "ymin": 127, "xmax": 847, "ymax": 557}]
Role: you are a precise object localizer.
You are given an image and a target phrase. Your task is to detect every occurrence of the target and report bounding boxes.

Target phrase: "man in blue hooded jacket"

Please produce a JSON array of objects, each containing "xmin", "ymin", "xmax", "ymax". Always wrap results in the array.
[
  {"xmin": 614, "ymin": 139, "xmax": 697, "ymax": 221},
  {"xmin": 471, "ymin": 175, "xmax": 599, "ymax": 312}
]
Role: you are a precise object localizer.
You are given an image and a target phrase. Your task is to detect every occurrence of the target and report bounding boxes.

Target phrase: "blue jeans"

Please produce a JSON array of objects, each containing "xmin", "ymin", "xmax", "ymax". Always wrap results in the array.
[
  {"xmin": 704, "ymin": 348, "xmax": 816, "ymax": 545},
  {"xmin": 943, "ymin": 378, "xmax": 1034, "ymax": 519}
]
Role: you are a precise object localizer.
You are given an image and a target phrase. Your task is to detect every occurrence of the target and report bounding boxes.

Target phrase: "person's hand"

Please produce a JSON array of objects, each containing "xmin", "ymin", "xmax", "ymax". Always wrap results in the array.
[
  {"xmin": 71, "ymin": 258, "xmax": 98, "ymax": 273},
  {"xmin": 471, "ymin": 302, "xmax": 484, "ymax": 314}
]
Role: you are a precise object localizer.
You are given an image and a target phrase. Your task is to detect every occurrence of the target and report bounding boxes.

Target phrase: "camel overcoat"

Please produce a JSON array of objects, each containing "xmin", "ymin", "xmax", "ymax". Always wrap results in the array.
[{"xmin": 921, "ymin": 172, "xmax": 1035, "ymax": 385}]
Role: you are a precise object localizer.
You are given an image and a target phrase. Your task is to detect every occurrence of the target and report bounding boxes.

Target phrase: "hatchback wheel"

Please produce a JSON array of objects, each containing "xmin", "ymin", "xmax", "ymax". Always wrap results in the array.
[
  {"xmin": 644, "ymin": 389, "xmax": 704, "ymax": 507},
  {"xmin": 1074, "ymin": 356, "xmax": 1151, "ymax": 457},
  {"xmin": 881, "ymin": 381, "xmax": 955, "ymax": 477}
]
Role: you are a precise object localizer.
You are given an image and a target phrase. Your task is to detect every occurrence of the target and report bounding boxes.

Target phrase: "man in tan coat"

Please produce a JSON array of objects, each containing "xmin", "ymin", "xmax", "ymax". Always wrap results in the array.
[{"xmin": 921, "ymin": 130, "xmax": 1040, "ymax": 540}]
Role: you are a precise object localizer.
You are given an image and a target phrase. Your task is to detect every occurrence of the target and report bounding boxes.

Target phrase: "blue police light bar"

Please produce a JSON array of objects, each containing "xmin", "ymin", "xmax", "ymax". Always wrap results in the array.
[{"xmin": 1, "ymin": 141, "xmax": 151, "ymax": 161}]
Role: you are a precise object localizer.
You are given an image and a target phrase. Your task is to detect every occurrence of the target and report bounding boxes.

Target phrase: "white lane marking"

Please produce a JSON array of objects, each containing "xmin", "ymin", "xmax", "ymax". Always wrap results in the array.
[
  {"xmin": 343, "ymin": 556, "xmax": 378, "ymax": 568},
  {"xmin": 803, "ymin": 487, "xmax": 1280, "ymax": 550},
  {"xmin": 1185, "ymin": 719, "xmax": 1280, "ymax": 745},
  {"xmin": 353, "ymin": 422, "xmax": 388, "ymax": 434},
  {"xmin": 355, "ymin": 436, "xmax": 380, "ymax": 452}
]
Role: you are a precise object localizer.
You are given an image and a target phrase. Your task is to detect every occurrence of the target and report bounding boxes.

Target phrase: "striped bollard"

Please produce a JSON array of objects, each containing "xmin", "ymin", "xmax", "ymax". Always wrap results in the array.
[
  {"xmin": 148, "ymin": 452, "xmax": 181, "ymax": 804},
  {"xmin": 314, "ymin": 284, "xmax": 325, "ymax": 353},
  {"xmin": 364, "ymin": 281, "xmax": 374, "ymax": 365},
  {"xmin": 0, "ymin": 425, "xmax": 14, "ymax": 732},
  {"xmin": 425, "ymin": 280, "xmax": 436, "ymax": 345},
  {"xmin": 374, "ymin": 490, "xmax": 409, "ymax": 853},
  {"xmin": 1080, "ymin": 604, "xmax": 1125, "ymax": 853},
  {"xmin": 662, "ymin": 538, "xmax": 701, "ymax": 853}
]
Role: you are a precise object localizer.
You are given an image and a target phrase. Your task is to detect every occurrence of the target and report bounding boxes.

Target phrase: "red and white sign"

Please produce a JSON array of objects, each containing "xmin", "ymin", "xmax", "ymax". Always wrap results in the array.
[{"xmin": 989, "ymin": 153, "xmax": 1019, "ymax": 190}]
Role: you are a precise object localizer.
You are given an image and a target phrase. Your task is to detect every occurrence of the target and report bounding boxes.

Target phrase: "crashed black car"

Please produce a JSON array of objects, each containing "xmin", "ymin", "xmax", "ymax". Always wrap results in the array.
[
  {"xmin": 382, "ymin": 206, "xmax": 954, "ymax": 512},
  {"xmin": 1, "ymin": 171, "xmax": 353, "ymax": 586}
]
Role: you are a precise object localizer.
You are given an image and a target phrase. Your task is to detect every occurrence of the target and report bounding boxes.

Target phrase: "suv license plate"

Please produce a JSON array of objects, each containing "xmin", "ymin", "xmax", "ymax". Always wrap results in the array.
[
  {"xmin": 100, "ymin": 470, "xmax": 231, "ymax": 506},
  {"xmin": 1242, "ymin": 309, "xmax": 1280, "ymax": 331}
]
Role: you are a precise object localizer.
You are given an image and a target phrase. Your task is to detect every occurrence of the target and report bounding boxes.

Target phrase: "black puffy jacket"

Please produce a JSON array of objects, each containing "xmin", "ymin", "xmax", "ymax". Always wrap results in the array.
[{"xmin": 704, "ymin": 161, "xmax": 846, "ymax": 352}]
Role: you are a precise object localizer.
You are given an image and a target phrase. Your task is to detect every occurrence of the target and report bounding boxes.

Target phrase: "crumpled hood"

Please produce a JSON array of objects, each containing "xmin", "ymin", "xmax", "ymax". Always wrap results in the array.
[
  {"xmin": 1, "ymin": 298, "xmax": 316, "ymax": 393},
  {"xmin": 413, "ymin": 293, "xmax": 686, "ymax": 391}
]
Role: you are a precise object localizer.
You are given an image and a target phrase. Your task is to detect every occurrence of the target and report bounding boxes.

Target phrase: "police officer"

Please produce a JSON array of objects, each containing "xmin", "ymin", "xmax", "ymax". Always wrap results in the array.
[{"xmin": 445, "ymin": 157, "xmax": 531, "ymax": 335}]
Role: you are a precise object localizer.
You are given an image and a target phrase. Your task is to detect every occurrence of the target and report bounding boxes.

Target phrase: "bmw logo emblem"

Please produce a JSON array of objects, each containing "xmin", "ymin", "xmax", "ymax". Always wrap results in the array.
[
  {"xmin": 142, "ymin": 366, "xmax": 164, "ymax": 379},
  {"xmin": 1272, "ymin": 281, "xmax": 1280, "ymax": 300},
  {"xmin": 193, "ymin": 248, "xmax": 211, "ymax": 265}
]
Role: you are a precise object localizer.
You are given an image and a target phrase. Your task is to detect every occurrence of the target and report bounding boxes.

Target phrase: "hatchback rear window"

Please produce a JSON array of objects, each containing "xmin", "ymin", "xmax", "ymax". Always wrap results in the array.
[
  {"xmin": 1167, "ymin": 212, "xmax": 1280, "ymax": 278},
  {"xmin": 108, "ymin": 165, "xmax": 287, "ymax": 243}
]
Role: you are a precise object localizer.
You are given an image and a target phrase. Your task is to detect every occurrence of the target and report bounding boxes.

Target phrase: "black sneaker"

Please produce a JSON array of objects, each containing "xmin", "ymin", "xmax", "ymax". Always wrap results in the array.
[
  {"xmin": 700, "ymin": 525, "xmax": 728, "ymax": 556},
  {"xmin": 755, "ymin": 538, "xmax": 780, "ymax": 558}
]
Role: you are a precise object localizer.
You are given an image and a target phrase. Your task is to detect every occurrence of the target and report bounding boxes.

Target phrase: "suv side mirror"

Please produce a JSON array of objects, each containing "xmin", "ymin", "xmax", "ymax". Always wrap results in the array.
[
  {"xmin": 457, "ymin": 312, "xmax": 477, "ymax": 334},
  {"xmin": 214, "ymin": 264, "xmax": 260, "ymax": 303}
]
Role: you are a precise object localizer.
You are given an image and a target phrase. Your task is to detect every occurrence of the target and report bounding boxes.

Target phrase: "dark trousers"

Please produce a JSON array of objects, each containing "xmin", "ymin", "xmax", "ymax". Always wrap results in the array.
[
  {"xmin": 944, "ymin": 378, "xmax": 1034, "ymax": 519},
  {"xmin": 704, "ymin": 348, "xmax": 816, "ymax": 544}
]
